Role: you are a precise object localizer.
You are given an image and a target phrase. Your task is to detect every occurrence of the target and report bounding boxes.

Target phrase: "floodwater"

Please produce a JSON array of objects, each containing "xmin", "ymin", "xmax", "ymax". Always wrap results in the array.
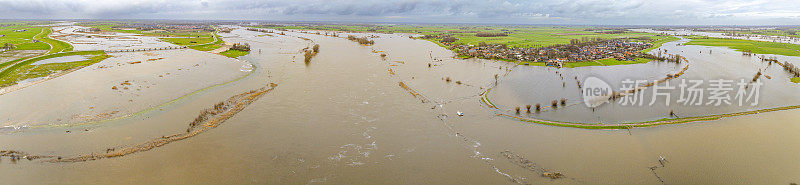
[
  {"xmin": 632, "ymin": 28, "xmax": 800, "ymax": 45},
  {"xmin": 51, "ymin": 24, "xmax": 178, "ymax": 51},
  {"xmin": 0, "ymin": 27, "xmax": 799, "ymax": 184}
]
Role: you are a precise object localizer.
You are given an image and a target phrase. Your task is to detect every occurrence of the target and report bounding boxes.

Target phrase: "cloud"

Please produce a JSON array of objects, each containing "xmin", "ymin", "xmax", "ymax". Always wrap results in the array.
[{"xmin": 0, "ymin": 0, "xmax": 798, "ymax": 25}]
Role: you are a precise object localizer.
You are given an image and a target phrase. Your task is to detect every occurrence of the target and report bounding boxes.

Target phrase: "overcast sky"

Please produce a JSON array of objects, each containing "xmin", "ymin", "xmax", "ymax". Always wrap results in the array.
[{"xmin": 1, "ymin": 0, "xmax": 799, "ymax": 25}]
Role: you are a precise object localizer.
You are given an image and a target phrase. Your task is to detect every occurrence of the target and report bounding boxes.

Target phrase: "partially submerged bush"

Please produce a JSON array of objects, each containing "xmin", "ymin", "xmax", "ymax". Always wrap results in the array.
[
  {"xmin": 231, "ymin": 43, "xmax": 251, "ymax": 51},
  {"xmin": 303, "ymin": 44, "xmax": 321, "ymax": 64}
]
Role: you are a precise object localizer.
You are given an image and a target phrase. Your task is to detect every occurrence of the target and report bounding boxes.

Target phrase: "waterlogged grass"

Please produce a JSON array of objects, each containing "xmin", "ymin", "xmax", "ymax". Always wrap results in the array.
[
  {"xmin": 220, "ymin": 49, "xmax": 249, "ymax": 58},
  {"xmin": 685, "ymin": 37, "xmax": 800, "ymax": 56},
  {"xmin": 0, "ymin": 57, "xmax": 27, "ymax": 70},
  {"xmin": 791, "ymin": 77, "xmax": 800, "ymax": 83},
  {"xmin": 0, "ymin": 50, "xmax": 108, "ymax": 87}
]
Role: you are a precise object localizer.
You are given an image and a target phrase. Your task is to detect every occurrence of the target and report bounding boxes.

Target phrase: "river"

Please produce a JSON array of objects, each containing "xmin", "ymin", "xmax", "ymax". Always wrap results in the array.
[{"xmin": 0, "ymin": 27, "xmax": 798, "ymax": 184}]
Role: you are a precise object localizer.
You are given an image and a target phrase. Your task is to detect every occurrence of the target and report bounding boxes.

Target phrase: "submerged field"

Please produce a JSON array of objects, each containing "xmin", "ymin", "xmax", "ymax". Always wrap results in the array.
[{"xmin": 685, "ymin": 36, "xmax": 800, "ymax": 56}]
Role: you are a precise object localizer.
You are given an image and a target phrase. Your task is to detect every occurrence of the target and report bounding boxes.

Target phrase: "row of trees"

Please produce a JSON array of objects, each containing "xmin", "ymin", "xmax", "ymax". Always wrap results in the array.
[{"xmin": 304, "ymin": 44, "xmax": 320, "ymax": 64}]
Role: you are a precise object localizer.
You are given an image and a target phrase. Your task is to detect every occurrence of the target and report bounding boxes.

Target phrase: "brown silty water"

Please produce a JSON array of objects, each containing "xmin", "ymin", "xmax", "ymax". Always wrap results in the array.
[{"xmin": 0, "ymin": 27, "xmax": 798, "ymax": 184}]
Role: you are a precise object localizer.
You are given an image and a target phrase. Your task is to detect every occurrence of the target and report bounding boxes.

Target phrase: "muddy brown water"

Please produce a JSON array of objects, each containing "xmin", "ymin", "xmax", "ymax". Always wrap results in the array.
[{"xmin": 0, "ymin": 28, "xmax": 798, "ymax": 184}]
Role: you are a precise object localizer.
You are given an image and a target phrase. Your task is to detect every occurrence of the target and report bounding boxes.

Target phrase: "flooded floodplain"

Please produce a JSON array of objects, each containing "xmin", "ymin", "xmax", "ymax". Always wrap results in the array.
[{"xmin": 0, "ymin": 27, "xmax": 799, "ymax": 185}]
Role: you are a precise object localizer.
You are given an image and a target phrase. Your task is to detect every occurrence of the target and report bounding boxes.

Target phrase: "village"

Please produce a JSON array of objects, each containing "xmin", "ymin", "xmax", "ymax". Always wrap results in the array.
[{"xmin": 427, "ymin": 34, "xmax": 659, "ymax": 67}]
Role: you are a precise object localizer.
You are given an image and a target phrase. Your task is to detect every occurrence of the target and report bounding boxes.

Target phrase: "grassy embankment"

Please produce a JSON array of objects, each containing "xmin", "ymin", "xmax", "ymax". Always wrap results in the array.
[
  {"xmin": 0, "ymin": 50, "xmax": 108, "ymax": 87},
  {"xmin": 685, "ymin": 36, "xmax": 800, "ymax": 57},
  {"xmin": 253, "ymin": 24, "xmax": 673, "ymax": 67}
]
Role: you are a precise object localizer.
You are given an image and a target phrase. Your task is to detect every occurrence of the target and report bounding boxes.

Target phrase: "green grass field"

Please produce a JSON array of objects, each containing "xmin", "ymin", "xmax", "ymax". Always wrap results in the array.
[
  {"xmin": 160, "ymin": 37, "xmax": 215, "ymax": 46},
  {"xmin": 220, "ymin": 49, "xmax": 249, "ymax": 58},
  {"xmin": 792, "ymin": 77, "xmax": 800, "ymax": 83},
  {"xmin": 0, "ymin": 50, "xmax": 108, "ymax": 87},
  {"xmin": 685, "ymin": 37, "xmax": 800, "ymax": 56}
]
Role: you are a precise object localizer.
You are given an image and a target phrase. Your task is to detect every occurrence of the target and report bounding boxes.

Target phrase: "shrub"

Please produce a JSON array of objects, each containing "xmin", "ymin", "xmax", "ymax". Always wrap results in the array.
[
  {"xmin": 231, "ymin": 43, "xmax": 251, "ymax": 51},
  {"xmin": 304, "ymin": 50, "xmax": 314, "ymax": 63}
]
